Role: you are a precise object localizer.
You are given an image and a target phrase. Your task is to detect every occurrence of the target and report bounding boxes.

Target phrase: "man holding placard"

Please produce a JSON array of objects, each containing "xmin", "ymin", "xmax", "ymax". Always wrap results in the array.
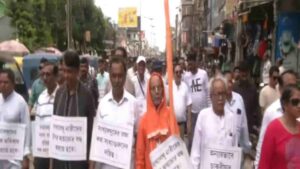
[
  {"xmin": 136, "ymin": 73, "xmax": 179, "ymax": 169},
  {"xmin": 191, "ymin": 76, "xmax": 242, "ymax": 169},
  {"xmin": 91, "ymin": 56, "xmax": 139, "ymax": 169},
  {"xmin": 0, "ymin": 69, "xmax": 30, "ymax": 169},
  {"xmin": 33, "ymin": 63, "xmax": 59, "ymax": 169},
  {"xmin": 51, "ymin": 50, "xmax": 96, "ymax": 169}
]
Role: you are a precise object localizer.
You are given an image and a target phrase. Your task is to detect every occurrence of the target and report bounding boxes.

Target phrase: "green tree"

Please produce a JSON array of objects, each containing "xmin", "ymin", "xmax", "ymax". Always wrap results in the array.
[
  {"xmin": 72, "ymin": 0, "xmax": 107, "ymax": 54},
  {"xmin": 6, "ymin": 0, "xmax": 36, "ymax": 50},
  {"xmin": 6, "ymin": 0, "xmax": 109, "ymax": 54}
]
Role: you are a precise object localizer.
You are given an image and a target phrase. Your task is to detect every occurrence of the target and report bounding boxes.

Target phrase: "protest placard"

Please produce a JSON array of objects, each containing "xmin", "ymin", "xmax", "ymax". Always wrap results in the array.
[
  {"xmin": 0, "ymin": 123, "xmax": 26, "ymax": 160},
  {"xmin": 49, "ymin": 115, "xmax": 87, "ymax": 161},
  {"xmin": 32, "ymin": 121, "xmax": 50, "ymax": 158},
  {"xmin": 200, "ymin": 145, "xmax": 242, "ymax": 169},
  {"xmin": 90, "ymin": 119, "xmax": 134, "ymax": 169},
  {"xmin": 150, "ymin": 136, "xmax": 193, "ymax": 169}
]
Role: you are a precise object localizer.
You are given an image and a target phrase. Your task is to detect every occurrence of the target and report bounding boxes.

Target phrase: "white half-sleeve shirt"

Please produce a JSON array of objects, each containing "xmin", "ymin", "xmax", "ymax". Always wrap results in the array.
[
  {"xmin": 95, "ymin": 90, "xmax": 140, "ymax": 169},
  {"xmin": 173, "ymin": 80, "xmax": 192, "ymax": 122},
  {"xmin": 183, "ymin": 69, "xmax": 210, "ymax": 114}
]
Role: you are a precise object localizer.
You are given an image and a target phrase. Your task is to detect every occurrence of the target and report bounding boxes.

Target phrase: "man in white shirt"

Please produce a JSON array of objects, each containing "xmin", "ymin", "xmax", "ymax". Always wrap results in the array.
[
  {"xmin": 259, "ymin": 66, "xmax": 280, "ymax": 113},
  {"xmin": 0, "ymin": 69, "xmax": 30, "ymax": 169},
  {"xmin": 96, "ymin": 58, "xmax": 109, "ymax": 103},
  {"xmin": 95, "ymin": 57, "xmax": 139, "ymax": 169},
  {"xmin": 261, "ymin": 51, "xmax": 272, "ymax": 85},
  {"xmin": 255, "ymin": 70, "xmax": 298, "ymax": 168},
  {"xmin": 184, "ymin": 54, "xmax": 210, "ymax": 150},
  {"xmin": 191, "ymin": 76, "xmax": 238, "ymax": 169},
  {"xmin": 173, "ymin": 63, "xmax": 192, "ymax": 139},
  {"xmin": 132, "ymin": 56, "xmax": 149, "ymax": 115},
  {"xmin": 34, "ymin": 63, "xmax": 59, "ymax": 169},
  {"xmin": 127, "ymin": 59, "xmax": 137, "ymax": 81},
  {"xmin": 224, "ymin": 71, "xmax": 252, "ymax": 153},
  {"xmin": 106, "ymin": 47, "xmax": 136, "ymax": 96}
]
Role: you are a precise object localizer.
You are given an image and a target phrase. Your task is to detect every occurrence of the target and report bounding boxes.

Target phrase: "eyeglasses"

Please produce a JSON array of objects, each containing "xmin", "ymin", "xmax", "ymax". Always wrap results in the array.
[
  {"xmin": 175, "ymin": 71, "xmax": 182, "ymax": 75},
  {"xmin": 211, "ymin": 92, "xmax": 227, "ymax": 99},
  {"xmin": 290, "ymin": 98, "xmax": 300, "ymax": 107}
]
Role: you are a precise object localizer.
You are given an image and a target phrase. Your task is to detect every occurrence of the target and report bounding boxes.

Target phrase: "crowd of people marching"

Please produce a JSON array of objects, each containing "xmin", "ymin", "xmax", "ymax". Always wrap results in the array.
[{"xmin": 0, "ymin": 46, "xmax": 299, "ymax": 169}]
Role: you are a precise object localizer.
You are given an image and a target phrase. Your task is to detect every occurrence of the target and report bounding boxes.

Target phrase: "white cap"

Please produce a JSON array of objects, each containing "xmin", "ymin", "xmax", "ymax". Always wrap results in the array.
[{"xmin": 136, "ymin": 56, "xmax": 146, "ymax": 64}]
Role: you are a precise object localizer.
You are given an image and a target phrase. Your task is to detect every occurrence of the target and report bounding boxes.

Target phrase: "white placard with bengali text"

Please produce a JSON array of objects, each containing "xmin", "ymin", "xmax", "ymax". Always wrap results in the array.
[
  {"xmin": 200, "ymin": 145, "xmax": 242, "ymax": 169},
  {"xmin": 49, "ymin": 115, "xmax": 87, "ymax": 161},
  {"xmin": 32, "ymin": 121, "xmax": 50, "ymax": 158},
  {"xmin": 89, "ymin": 119, "xmax": 134, "ymax": 169},
  {"xmin": 0, "ymin": 123, "xmax": 26, "ymax": 160},
  {"xmin": 150, "ymin": 136, "xmax": 193, "ymax": 169}
]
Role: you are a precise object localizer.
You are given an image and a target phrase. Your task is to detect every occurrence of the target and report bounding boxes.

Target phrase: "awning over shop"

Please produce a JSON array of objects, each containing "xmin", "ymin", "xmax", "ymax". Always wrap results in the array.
[{"xmin": 239, "ymin": 0, "xmax": 273, "ymax": 11}]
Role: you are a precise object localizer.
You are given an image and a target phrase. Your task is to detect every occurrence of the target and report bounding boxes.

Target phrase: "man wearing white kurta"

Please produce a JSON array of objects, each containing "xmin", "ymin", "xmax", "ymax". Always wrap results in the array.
[
  {"xmin": 0, "ymin": 69, "xmax": 30, "ymax": 169},
  {"xmin": 34, "ymin": 64, "xmax": 58, "ymax": 169},
  {"xmin": 95, "ymin": 57, "xmax": 139, "ymax": 169},
  {"xmin": 255, "ymin": 70, "xmax": 298, "ymax": 168},
  {"xmin": 191, "ymin": 76, "xmax": 240, "ymax": 169},
  {"xmin": 132, "ymin": 56, "xmax": 149, "ymax": 115}
]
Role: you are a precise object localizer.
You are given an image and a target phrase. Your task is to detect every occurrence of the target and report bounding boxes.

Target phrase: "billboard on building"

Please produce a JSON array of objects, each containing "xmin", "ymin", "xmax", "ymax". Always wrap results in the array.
[{"xmin": 118, "ymin": 7, "xmax": 138, "ymax": 28}]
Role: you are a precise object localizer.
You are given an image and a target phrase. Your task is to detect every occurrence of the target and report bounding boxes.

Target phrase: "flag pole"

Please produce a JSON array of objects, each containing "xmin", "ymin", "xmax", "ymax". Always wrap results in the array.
[{"xmin": 164, "ymin": 0, "xmax": 174, "ymax": 114}]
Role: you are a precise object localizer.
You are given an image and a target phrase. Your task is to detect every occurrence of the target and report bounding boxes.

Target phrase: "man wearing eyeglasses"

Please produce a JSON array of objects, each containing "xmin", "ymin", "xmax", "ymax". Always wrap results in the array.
[
  {"xmin": 191, "ymin": 76, "xmax": 239, "ymax": 169},
  {"xmin": 259, "ymin": 66, "xmax": 280, "ymax": 113},
  {"xmin": 29, "ymin": 58, "xmax": 48, "ymax": 113},
  {"xmin": 172, "ymin": 63, "xmax": 192, "ymax": 139}
]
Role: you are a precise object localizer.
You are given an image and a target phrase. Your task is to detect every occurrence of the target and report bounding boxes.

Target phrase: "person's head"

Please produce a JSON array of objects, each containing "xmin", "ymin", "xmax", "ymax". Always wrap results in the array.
[
  {"xmin": 174, "ymin": 63, "xmax": 183, "ymax": 84},
  {"xmin": 223, "ymin": 71, "xmax": 233, "ymax": 95},
  {"xmin": 178, "ymin": 58, "xmax": 186, "ymax": 71},
  {"xmin": 268, "ymin": 66, "xmax": 280, "ymax": 87},
  {"xmin": 187, "ymin": 53, "xmax": 197, "ymax": 73},
  {"xmin": 39, "ymin": 58, "xmax": 49, "ymax": 71},
  {"xmin": 41, "ymin": 63, "xmax": 58, "ymax": 89},
  {"xmin": 278, "ymin": 70, "xmax": 298, "ymax": 93},
  {"xmin": 280, "ymin": 85, "xmax": 300, "ymax": 119},
  {"xmin": 151, "ymin": 60, "xmax": 163, "ymax": 75},
  {"xmin": 233, "ymin": 66, "xmax": 240, "ymax": 81},
  {"xmin": 109, "ymin": 56, "xmax": 127, "ymax": 94},
  {"xmin": 62, "ymin": 50, "xmax": 80, "ymax": 88},
  {"xmin": 98, "ymin": 58, "xmax": 106, "ymax": 73},
  {"xmin": 136, "ymin": 56, "xmax": 146, "ymax": 78},
  {"xmin": 79, "ymin": 57, "xmax": 89, "ymax": 78},
  {"xmin": 114, "ymin": 47, "xmax": 127, "ymax": 59},
  {"xmin": 276, "ymin": 58, "xmax": 283, "ymax": 67},
  {"xmin": 209, "ymin": 76, "xmax": 227, "ymax": 114},
  {"xmin": 0, "ymin": 69, "xmax": 15, "ymax": 97},
  {"xmin": 149, "ymin": 73, "xmax": 164, "ymax": 107},
  {"xmin": 239, "ymin": 61, "xmax": 249, "ymax": 81},
  {"xmin": 58, "ymin": 59, "xmax": 64, "ymax": 85}
]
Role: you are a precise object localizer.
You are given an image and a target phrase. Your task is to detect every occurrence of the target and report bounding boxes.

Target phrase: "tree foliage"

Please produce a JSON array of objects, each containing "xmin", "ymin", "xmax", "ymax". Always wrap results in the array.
[{"xmin": 5, "ymin": 0, "xmax": 110, "ymax": 54}]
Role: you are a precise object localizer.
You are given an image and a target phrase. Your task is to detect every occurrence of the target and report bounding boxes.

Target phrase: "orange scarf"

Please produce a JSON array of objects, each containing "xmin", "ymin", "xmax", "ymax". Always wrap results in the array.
[{"xmin": 144, "ymin": 73, "xmax": 179, "ymax": 140}]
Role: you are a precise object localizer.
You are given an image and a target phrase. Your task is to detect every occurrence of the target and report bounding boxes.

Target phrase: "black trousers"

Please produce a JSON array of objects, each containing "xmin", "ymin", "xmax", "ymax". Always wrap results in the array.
[{"xmin": 34, "ymin": 158, "xmax": 50, "ymax": 169}]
